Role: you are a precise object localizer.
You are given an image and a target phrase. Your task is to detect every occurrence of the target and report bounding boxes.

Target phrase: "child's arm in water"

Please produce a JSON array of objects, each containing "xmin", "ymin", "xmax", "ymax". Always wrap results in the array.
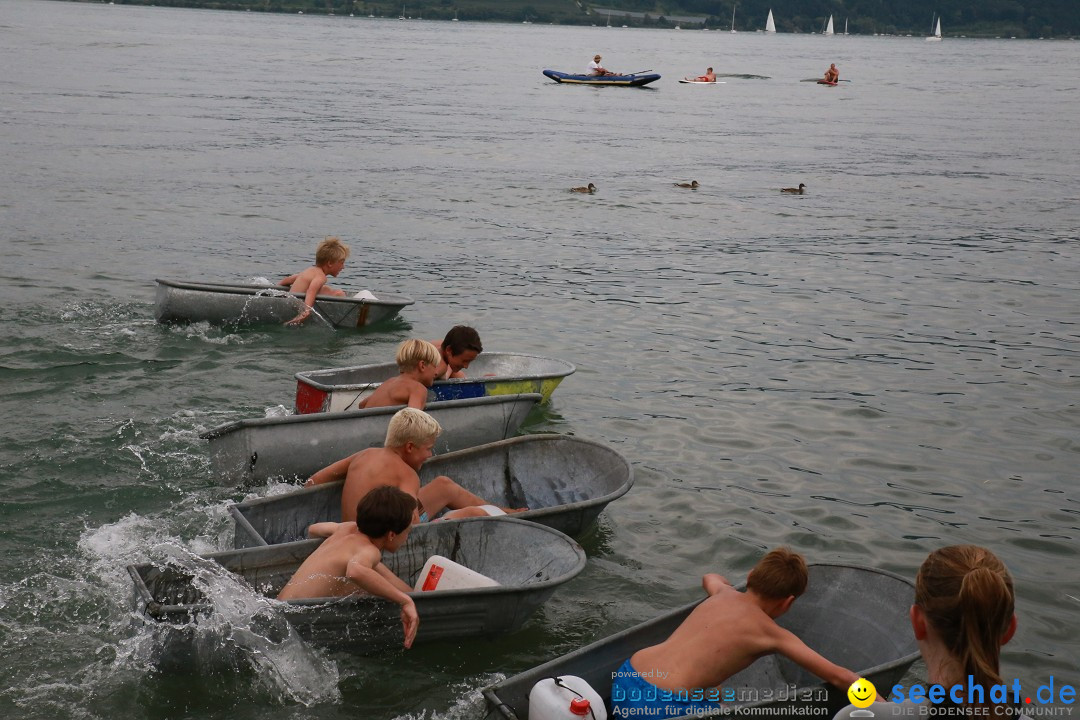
[
  {"xmin": 347, "ymin": 551, "xmax": 419, "ymax": 648},
  {"xmin": 286, "ymin": 271, "xmax": 329, "ymax": 325},
  {"xmin": 771, "ymin": 624, "xmax": 860, "ymax": 691}
]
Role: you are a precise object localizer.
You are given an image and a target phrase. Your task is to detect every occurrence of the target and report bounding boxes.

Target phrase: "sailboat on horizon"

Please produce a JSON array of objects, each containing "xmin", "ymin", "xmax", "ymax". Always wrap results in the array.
[
  {"xmin": 398, "ymin": 2, "xmax": 406, "ymax": 19},
  {"xmin": 926, "ymin": 14, "xmax": 943, "ymax": 41},
  {"xmin": 765, "ymin": 9, "xmax": 775, "ymax": 33},
  {"xmin": 844, "ymin": 17, "xmax": 849, "ymax": 35},
  {"xmin": 730, "ymin": 3, "xmax": 737, "ymax": 33},
  {"xmin": 822, "ymin": 14, "xmax": 834, "ymax": 36}
]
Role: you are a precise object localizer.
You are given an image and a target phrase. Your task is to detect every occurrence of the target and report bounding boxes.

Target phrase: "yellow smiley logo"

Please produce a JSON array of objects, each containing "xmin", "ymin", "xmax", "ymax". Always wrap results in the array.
[{"xmin": 847, "ymin": 678, "xmax": 877, "ymax": 709}]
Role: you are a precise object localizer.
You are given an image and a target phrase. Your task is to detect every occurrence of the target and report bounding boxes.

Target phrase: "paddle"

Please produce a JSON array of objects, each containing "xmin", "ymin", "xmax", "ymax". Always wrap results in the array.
[{"xmin": 626, "ymin": 69, "xmax": 652, "ymax": 76}]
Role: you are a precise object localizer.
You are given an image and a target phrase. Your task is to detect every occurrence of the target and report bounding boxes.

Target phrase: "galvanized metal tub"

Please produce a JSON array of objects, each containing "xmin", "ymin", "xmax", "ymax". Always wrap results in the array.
[
  {"xmin": 127, "ymin": 517, "xmax": 586, "ymax": 655},
  {"xmin": 230, "ymin": 434, "xmax": 634, "ymax": 547},
  {"xmin": 483, "ymin": 564, "xmax": 919, "ymax": 719},
  {"xmin": 154, "ymin": 279, "xmax": 414, "ymax": 329},
  {"xmin": 294, "ymin": 352, "xmax": 576, "ymax": 413},
  {"xmin": 201, "ymin": 394, "xmax": 542, "ymax": 486}
]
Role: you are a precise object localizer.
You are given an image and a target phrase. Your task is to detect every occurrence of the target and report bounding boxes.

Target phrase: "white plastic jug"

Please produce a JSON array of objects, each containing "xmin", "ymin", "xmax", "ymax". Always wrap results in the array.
[
  {"xmin": 413, "ymin": 555, "xmax": 500, "ymax": 592},
  {"xmin": 529, "ymin": 675, "xmax": 607, "ymax": 720}
]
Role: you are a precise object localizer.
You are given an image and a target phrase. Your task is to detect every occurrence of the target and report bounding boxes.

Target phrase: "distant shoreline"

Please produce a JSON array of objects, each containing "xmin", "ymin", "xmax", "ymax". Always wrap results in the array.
[{"xmin": 56, "ymin": 0, "xmax": 1080, "ymax": 39}]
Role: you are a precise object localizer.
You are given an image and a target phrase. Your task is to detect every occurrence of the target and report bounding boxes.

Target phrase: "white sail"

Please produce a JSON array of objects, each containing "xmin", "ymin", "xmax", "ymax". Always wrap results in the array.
[
  {"xmin": 926, "ymin": 14, "xmax": 942, "ymax": 41},
  {"xmin": 824, "ymin": 15, "xmax": 834, "ymax": 35},
  {"xmin": 765, "ymin": 9, "xmax": 775, "ymax": 33},
  {"xmin": 730, "ymin": 4, "xmax": 737, "ymax": 33},
  {"xmin": 844, "ymin": 17, "xmax": 848, "ymax": 35}
]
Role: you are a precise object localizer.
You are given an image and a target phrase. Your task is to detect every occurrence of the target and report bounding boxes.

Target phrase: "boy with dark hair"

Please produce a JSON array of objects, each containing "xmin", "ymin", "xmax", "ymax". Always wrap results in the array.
[
  {"xmin": 434, "ymin": 325, "xmax": 482, "ymax": 380},
  {"xmin": 611, "ymin": 548, "xmax": 865, "ymax": 718},
  {"xmin": 277, "ymin": 485, "xmax": 419, "ymax": 648}
]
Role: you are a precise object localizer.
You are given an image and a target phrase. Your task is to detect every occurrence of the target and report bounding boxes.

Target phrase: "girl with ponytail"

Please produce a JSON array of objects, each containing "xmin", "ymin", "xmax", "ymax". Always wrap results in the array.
[
  {"xmin": 835, "ymin": 545, "xmax": 1021, "ymax": 718},
  {"xmin": 912, "ymin": 545, "xmax": 1017, "ymax": 695}
]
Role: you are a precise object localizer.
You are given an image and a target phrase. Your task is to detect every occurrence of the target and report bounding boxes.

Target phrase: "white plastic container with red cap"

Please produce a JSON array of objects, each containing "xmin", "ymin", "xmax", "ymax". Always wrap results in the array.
[
  {"xmin": 529, "ymin": 675, "xmax": 607, "ymax": 720},
  {"xmin": 413, "ymin": 555, "xmax": 500, "ymax": 592}
]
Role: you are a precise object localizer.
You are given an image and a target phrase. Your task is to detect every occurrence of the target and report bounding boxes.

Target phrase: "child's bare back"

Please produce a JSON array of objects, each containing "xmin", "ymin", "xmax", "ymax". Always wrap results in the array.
[
  {"xmin": 618, "ymin": 550, "xmax": 860, "ymax": 707},
  {"xmin": 285, "ymin": 266, "xmax": 340, "ymax": 297},
  {"xmin": 338, "ymin": 448, "xmax": 420, "ymax": 522},
  {"xmin": 279, "ymin": 237, "xmax": 350, "ymax": 325},
  {"xmin": 358, "ymin": 339, "xmax": 441, "ymax": 410},
  {"xmin": 631, "ymin": 578, "xmax": 784, "ymax": 690},
  {"xmin": 277, "ymin": 523, "xmax": 381, "ymax": 600},
  {"xmin": 359, "ymin": 375, "xmax": 430, "ymax": 410}
]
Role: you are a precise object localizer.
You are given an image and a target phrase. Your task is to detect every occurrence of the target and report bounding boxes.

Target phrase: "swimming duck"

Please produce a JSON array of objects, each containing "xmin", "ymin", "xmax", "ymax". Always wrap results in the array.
[
  {"xmin": 675, "ymin": 181, "xmax": 699, "ymax": 188},
  {"xmin": 571, "ymin": 183, "xmax": 597, "ymax": 194},
  {"xmin": 781, "ymin": 183, "xmax": 806, "ymax": 194}
]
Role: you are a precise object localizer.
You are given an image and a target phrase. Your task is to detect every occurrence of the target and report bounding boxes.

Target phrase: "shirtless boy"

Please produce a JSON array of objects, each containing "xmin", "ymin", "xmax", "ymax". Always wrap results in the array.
[
  {"xmin": 360, "ymin": 339, "xmax": 440, "ymax": 410},
  {"xmin": 279, "ymin": 236, "xmax": 350, "ymax": 325},
  {"xmin": 433, "ymin": 325, "xmax": 483, "ymax": 380},
  {"xmin": 611, "ymin": 548, "xmax": 868, "ymax": 718},
  {"xmin": 689, "ymin": 67, "xmax": 715, "ymax": 82},
  {"xmin": 277, "ymin": 485, "xmax": 419, "ymax": 648},
  {"xmin": 305, "ymin": 407, "xmax": 524, "ymax": 523}
]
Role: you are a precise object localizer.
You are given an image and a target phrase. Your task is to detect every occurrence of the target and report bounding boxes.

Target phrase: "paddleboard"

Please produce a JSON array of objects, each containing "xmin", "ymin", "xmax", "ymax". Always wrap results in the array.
[
  {"xmin": 817, "ymin": 80, "xmax": 838, "ymax": 86},
  {"xmin": 679, "ymin": 80, "xmax": 726, "ymax": 84}
]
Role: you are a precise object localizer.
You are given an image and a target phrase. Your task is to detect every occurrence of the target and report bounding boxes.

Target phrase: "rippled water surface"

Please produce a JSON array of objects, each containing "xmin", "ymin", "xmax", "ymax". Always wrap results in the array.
[{"xmin": 1, "ymin": 1, "xmax": 1079, "ymax": 717}]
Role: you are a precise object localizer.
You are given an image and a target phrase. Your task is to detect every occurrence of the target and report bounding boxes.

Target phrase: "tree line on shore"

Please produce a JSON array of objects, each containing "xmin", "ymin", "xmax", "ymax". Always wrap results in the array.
[{"xmin": 70, "ymin": 0, "xmax": 1079, "ymax": 38}]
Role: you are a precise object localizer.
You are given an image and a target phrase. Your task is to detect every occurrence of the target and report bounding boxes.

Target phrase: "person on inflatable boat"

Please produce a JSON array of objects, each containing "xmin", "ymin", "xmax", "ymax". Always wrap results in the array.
[{"xmin": 588, "ymin": 54, "xmax": 617, "ymax": 76}]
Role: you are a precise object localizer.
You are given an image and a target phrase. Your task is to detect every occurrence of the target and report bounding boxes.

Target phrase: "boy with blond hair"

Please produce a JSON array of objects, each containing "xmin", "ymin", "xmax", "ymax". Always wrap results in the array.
[
  {"xmin": 277, "ymin": 485, "xmax": 419, "ymax": 648},
  {"xmin": 306, "ymin": 407, "xmax": 523, "ymax": 523},
  {"xmin": 359, "ymin": 339, "xmax": 441, "ymax": 410},
  {"xmin": 279, "ymin": 236, "xmax": 350, "ymax": 325},
  {"xmin": 611, "ymin": 548, "xmax": 866, "ymax": 718}
]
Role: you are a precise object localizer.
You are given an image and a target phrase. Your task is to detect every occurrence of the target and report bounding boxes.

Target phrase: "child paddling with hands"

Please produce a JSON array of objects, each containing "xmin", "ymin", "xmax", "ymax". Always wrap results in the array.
[
  {"xmin": 433, "ymin": 325, "xmax": 483, "ymax": 380},
  {"xmin": 306, "ymin": 407, "xmax": 525, "ymax": 523},
  {"xmin": 277, "ymin": 485, "xmax": 419, "ymax": 648},
  {"xmin": 612, "ymin": 548, "xmax": 874, "ymax": 719},
  {"xmin": 279, "ymin": 236, "xmax": 350, "ymax": 325},
  {"xmin": 359, "ymin": 339, "xmax": 441, "ymax": 410}
]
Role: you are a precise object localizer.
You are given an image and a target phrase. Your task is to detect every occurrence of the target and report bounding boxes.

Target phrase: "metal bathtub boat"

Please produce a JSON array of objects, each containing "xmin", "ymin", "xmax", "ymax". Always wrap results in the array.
[
  {"xmin": 230, "ymin": 434, "xmax": 634, "ymax": 547},
  {"xmin": 127, "ymin": 517, "xmax": 586, "ymax": 655},
  {"xmin": 202, "ymin": 394, "xmax": 542, "ymax": 485},
  {"xmin": 154, "ymin": 279, "xmax": 414, "ymax": 329},
  {"xmin": 483, "ymin": 564, "xmax": 919, "ymax": 719},
  {"xmin": 294, "ymin": 352, "xmax": 576, "ymax": 413}
]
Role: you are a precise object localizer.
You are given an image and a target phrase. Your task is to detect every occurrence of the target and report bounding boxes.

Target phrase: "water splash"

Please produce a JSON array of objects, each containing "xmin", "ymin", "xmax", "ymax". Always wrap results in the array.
[
  {"xmin": 248, "ymin": 286, "xmax": 337, "ymax": 330},
  {"xmin": 141, "ymin": 544, "xmax": 342, "ymax": 706},
  {"xmin": 390, "ymin": 674, "xmax": 504, "ymax": 720},
  {"xmin": 12, "ymin": 513, "xmax": 343, "ymax": 710},
  {"xmin": 264, "ymin": 404, "xmax": 292, "ymax": 418}
]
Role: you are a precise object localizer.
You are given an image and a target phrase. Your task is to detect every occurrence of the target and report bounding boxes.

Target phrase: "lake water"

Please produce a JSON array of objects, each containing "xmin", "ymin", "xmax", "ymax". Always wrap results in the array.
[{"xmin": 1, "ymin": 1, "xmax": 1079, "ymax": 717}]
